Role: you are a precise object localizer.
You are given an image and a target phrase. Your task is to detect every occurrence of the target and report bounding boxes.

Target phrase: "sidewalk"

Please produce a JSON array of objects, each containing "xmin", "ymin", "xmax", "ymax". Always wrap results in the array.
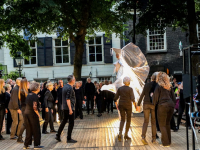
[{"xmin": 0, "ymin": 110, "xmax": 198, "ymax": 149}]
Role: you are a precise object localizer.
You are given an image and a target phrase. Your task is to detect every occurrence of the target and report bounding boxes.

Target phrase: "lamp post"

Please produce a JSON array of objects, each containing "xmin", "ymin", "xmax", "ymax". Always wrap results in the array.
[{"xmin": 15, "ymin": 56, "xmax": 24, "ymax": 77}]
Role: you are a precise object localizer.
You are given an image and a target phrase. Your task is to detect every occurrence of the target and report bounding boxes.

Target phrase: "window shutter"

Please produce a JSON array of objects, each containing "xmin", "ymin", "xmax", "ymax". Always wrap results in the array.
[
  {"xmin": 37, "ymin": 38, "xmax": 45, "ymax": 66},
  {"xmin": 103, "ymin": 34, "xmax": 113, "ymax": 63},
  {"xmin": 70, "ymin": 41, "xmax": 75, "ymax": 64},
  {"xmin": 13, "ymin": 59, "xmax": 18, "ymax": 67},
  {"xmin": 82, "ymin": 43, "xmax": 87, "ymax": 64},
  {"xmin": 45, "ymin": 37, "xmax": 53, "ymax": 66}
]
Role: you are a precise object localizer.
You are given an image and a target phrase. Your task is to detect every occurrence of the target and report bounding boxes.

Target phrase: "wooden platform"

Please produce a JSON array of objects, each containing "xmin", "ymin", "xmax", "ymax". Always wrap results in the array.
[{"xmin": 0, "ymin": 110, "xmax": 198, "ymax": 150}]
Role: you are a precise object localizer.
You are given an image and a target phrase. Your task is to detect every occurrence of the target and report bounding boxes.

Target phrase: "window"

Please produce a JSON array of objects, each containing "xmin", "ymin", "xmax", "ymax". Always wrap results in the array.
[
  {"xmin": 197, "ymin": 24, "xmax": 200, "ymax": 42},
  {"xmin": 88, "ymin": 37, "xmax": 103, "ymax": 62},
  {"xmin": 98, "ymin": 77, "xmax": 110, "ymax": 82},
  {"xmin": 54, "ymin": 39, "xmax": 69, "ymax": 64},
  {"xmin": 24, "ymin": 41, "xmax": 37, "ymax": 65},
  {"xmin": 147, "ymin": 29, "xmax": 167, "ymax": 52}
]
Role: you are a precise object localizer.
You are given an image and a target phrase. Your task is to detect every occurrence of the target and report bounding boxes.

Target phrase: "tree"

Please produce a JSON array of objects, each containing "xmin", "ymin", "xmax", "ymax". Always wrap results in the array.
[
  {"xmin": 0, "ymin": 0, "xmax": 129, "ymax": 80},
  {"xmin": 118, "ymin": 0, "xmax": 200, "ymax": 75}
]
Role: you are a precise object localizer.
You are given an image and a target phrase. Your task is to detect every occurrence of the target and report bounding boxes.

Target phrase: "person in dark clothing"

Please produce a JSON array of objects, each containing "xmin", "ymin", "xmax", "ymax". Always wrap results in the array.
[
  {"xmin": 74, "ymin": 82, "xmax": 84, "ymax": 119},
  {"xmin": 17, "ymin": 79, "xmax": 29, "ymax": 143},
  {"xmin": 105, "ymin": 90, "xmax": 115, "ymax": 113},
  {"xmin": 41, "ymin": 82, "xmax": 47, "ymax": 120},
  {"xmin": 177, "ymin": 82, "xmax": 184, "ymax": 129},
  {"xmin": 51, "ymin": 83, "xmax": 58, "ymax": 122},
  {"xmin": 94, "ymin": 83, "xmax": 102, "ymax": 117},
  {"xmin": 8, "ymin": 78, "xmax": 23, "ymax": 140},
  {"xmin": 42, "ymin": 82, "xmax": 56, "ymax": 134},
  {"xmin": 0, "ymin": 79, "xmax": 7, "ymax": 140},
  {"xmin": 56, "ymin": 75, "xmax": 77, "ymax": 143},
  {"xmin": 23, "ymin": 82, "xmax": 43, "ymax": 149},
  {"xmin": 137, "ymin": 72, "xmax": 158, "ymax": 145},
  {"xmin": 57, "ymin": 80, "xmax": 64, "ymax": 122},
  {"xmin": 153, "ymin": 72, "xmax": 176, "ymax": 147},
  {"xmin": 84, "ymin": 78, "xmax": 95, "ymax": 115},
  {"xmin": 4, "ymin": 84, "xmax": 12, "ymax": 135},
  {"xmin": 114, "ymin": 77, "xmax": 135, "ymax": 142}
]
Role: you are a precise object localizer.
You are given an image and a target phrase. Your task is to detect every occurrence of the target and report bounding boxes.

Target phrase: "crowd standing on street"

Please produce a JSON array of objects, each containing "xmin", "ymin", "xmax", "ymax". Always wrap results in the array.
[{"xmin": 0, "ymin": 71, "xmax": 190, "ymax": 149}]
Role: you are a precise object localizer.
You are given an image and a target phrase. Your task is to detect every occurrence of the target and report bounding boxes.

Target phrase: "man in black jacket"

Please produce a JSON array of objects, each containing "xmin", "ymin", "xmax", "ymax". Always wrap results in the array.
[
  {"xmin": 8, "ymin": 78, "xmax": 22, "ymax": 140},
  {"xmin": 84, "ymin": 78, "xmax": 95, "ymax": 115},
  {"xmin": 137, "ymin": 73, "xmax": 157, "ymax": 145},
  {"xmin": 57, "ymin": 80, "xmax": 64, "ymax": 122}
]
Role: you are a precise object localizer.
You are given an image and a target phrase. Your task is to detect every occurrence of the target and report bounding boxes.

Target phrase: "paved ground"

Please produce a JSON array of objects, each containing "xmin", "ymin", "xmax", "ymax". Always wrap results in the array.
[{"xmin": 0, "ymin": 110, "xmax": 199, "ymax": 150}]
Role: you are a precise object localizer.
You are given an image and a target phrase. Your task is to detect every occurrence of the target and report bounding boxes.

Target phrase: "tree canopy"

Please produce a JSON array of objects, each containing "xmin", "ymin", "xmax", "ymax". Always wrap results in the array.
[{"xmin": 0, "ymin": 0, "xmax": 130, "ymax": 80}]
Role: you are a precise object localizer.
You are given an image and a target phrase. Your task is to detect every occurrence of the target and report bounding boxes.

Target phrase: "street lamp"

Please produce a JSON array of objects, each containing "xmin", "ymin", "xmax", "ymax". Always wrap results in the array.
[
  {"xmin": 15, "ymin": 56, "xmax": 24, "ymax": 77},
  {"xmin": 89, "ymin": 72, "xmax": 92, "ymax": 78}
]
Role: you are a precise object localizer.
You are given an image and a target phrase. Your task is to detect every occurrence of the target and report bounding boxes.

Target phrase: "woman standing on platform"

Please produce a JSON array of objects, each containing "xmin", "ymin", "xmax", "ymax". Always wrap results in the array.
[
  {"xmin": 23, "ymin": 82, "xmax": 43, "ymax": 149},
  {"xmin": 0, "ymin": 79, "xmax": 7, "ymax": 140},
  {"xmin": 114, "ymin": 77, "xmax": 136, "ymax": 141},
  {"xmin": 4, "ymin": 84, "xmax": 12, "ymax": 134},
  {"xmin": 42, "ymin": 82, "xmax": 56, "ymax": 134},
  {"xmin": 17, "ymin": 79, "xmax": 29, "ymax": 143},
  {"xmin": 153, "ymin": 72, "xmax": 176, "ymax": 147}
]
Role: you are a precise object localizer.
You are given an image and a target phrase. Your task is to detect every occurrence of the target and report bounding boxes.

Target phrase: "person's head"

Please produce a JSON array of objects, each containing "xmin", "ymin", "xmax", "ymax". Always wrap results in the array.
[
  {"xmin": 58, "ymin": 80, "xmax": 63, "ymax": 88},
  {"xmin": 178, "ymin": 82, "xmax": 183, "ymax": 89},
  {"xmin": 87, "ymin": 78, "xmax": 91, "ymax": 83},
  {"xmin": 94, "ymin": 81, "xmax": 97, "ymax": 85},
  {"xmin": 16, "ymin": 78, "xmax": 22, "ymax": 86},
  {"xmin": 173, "ymin": 78, "xmax": 177, "ymax": 83},
  {"xmin": 46, "ymin": 82, "xmax": 54, "ymax": 91},
  {"xmin": 40, "ymin": 83, "xmax": 43, "ymax": 89},
  {"xmin": 43, "ymin": 81, "xmax": 47, "ymax": 89},
  {"xmin": 99, "ymin": 82, "xmax": 103, "ymax": 88},
  {"xmin": 151, "ymin": 72, "xmax": 158, "ymax": 82},
  {"xmin": 79, "ymin": 81, "xmax": 82, "ymax": 87},
  {"xmin": 96, "ymin": 83, "xmax": 100, "ymax": 89},
  {"xmin": 12, "ymin": 80, "xmax": 16, "ymax": 85},
  {"xmin": 29, "ymin": 82, "xmax": 40, "ymax": 94},
  {"xmin": 75, "ymin": 82, "xmax": 80, "ymax": 88},
  {"xmin": 0, "ymin": 79, "xmax": 5, "ymax": 94},
  {"xmin": 109, "ymin": 81, "xmax": 112, "ymax": 84},
  {"xmin": 104, "ymin": 80, "xmax": 109, "ymax": 85},
  {"xmin": 156, "ymin": 72, "xmax": 171, "ymax": 91},
  {"xmin": 4, "ymin": 84, "xmax": 11, "ymax": 92},
  {"xmin": 123, "ymin": 77, "xmax": 131, "ymax": 86},
  {"xmin": 54, "ymin": 82, "xmax": 58, "ymax": 89},
  {"xmin": 67, "ymin": 75, "xmax": 76, "ymax": 85},
  {"xmin": 22, "ymin": 77, "xmax": 26, "ymax": 79},
  {"xmin": 19, "ymin": 79, "xmax": 29, "ymax": 100},
  {"xmin": 6, "ymin": 79, "xmax": 12, "ymax": 85}
]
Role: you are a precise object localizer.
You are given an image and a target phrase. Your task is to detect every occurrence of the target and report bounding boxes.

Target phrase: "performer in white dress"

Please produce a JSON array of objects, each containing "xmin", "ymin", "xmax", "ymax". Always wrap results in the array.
[{"xmin": 101, "ymin": 42, "xmax": 149, "ymax": 113}]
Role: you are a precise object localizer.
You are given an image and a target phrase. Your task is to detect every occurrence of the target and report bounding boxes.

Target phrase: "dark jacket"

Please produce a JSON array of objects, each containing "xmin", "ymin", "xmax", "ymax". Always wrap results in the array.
[
  {"xmin": 138, "ymin": 81, "xmax": 155, "ymax": 106},
  {"xmin": 153, "ymin": 85, "xmax": 176, "ymax": 108},
  {"xmin": 74, "ymin": 87, "xmax": 83, "ymax": 101},
  {"xmin": 95, "ymin": 89, "xmax": 102, "ymax": 100},
  {"xmin": 104, "ymin": 90, "xmax": 115, "ymax": 101},
  {"xmin": 8, "ymin": 85, "xmax": 20, "ymax": 110},
  {"xmin": 51, "ymin": 88, "xmax": 57, "ymax": 103},
  {"xmin": 0, "ymin": 92, "xmax": 6, "ymax": 106},
  {"xmin": 84, "ymin": 82, "xmax": 95, "ymax": 96},
  {"xmin": 57, "ymin": 87, "xmax": 63, "ymax": 105},
  {"xmin": 5, "ymin": 92, "xmax": 10, "ymax": 109},
  {"xmin": 44, "ymin": 90, "xmax": 54, "ymax": 109},
  {"xmin": 114, "ymin": 86, "xmax": 135, "ymax": 107}
]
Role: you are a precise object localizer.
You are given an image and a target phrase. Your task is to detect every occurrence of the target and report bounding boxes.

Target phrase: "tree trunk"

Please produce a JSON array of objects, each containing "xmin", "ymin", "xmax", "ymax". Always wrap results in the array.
[
  {"xmin": 187, "ymin": 0, "xmax": 199, "ymax": 75},
  {"xmin": 73, "ymin": 41, "xmax": 84, "ymax": 81}
]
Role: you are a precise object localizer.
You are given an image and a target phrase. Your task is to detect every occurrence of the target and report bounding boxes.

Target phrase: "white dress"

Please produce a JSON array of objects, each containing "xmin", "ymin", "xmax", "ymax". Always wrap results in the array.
[{"xmin": 101, "ymin": 43, "xmax": 149, "ymax": 113}]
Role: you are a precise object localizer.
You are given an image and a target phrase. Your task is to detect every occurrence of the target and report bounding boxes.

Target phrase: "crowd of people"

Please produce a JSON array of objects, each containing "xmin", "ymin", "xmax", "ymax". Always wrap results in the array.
[{"xmin": 0, "ymin": 71, "xmax": 187, "ymax": 148}]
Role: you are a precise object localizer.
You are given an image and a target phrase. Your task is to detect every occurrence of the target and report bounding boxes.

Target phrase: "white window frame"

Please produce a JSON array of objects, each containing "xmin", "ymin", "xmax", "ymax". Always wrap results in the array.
[
  {"xmin": 23, "ymin": 41, "xmax": 37, "ymax": 67},
  {"xmin": 146, "ymin": 29, "xmax": 167, "ymax": 53},
  {"xmin": 87, "ymin": 36, "xmax": 104, "ymax": 64},
  {"xmin": 53, "ymin": 38, "xmax": 70, "ymax": 65}
]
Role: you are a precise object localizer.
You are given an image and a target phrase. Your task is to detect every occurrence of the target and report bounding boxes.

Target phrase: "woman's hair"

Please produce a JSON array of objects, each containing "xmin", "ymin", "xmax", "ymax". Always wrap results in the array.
[
  {"xmin": 156, "ymin": 72, "xmax": 171, "ymax": 90},
  {"xmin": 29, "ymin": 82, "xmax": 40, "ymax": 92},
  {"xmin": 18, "ymin": 79, "xmax": 29, "ymax": 100},
  {"xmin": 96, "ymin": 83, "xmax": 100, "ymax": 88},
  {"xmin": 4, "ymin": 84, "xmax": 11, "ymax": 91},
  {"xmin": 46, "ymin": 82, "xmax": 53, "ymax": 89},
  {"xmin": 123, "ymin": 77, "xmax": 131, "ymax": 85},
  {"xmin": 151, "ymin": 72, "xmax": 158, "ymax": 81},
  {"xmin": 0, "ymin": 79, "xmax": 5, "ymax": 94}
]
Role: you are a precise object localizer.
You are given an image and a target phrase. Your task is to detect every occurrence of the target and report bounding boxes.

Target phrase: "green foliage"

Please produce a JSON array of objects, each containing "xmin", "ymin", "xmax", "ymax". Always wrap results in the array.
[{"xmin": 7, "ymin": 71, "xmax": 19, "ymax": 80}]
